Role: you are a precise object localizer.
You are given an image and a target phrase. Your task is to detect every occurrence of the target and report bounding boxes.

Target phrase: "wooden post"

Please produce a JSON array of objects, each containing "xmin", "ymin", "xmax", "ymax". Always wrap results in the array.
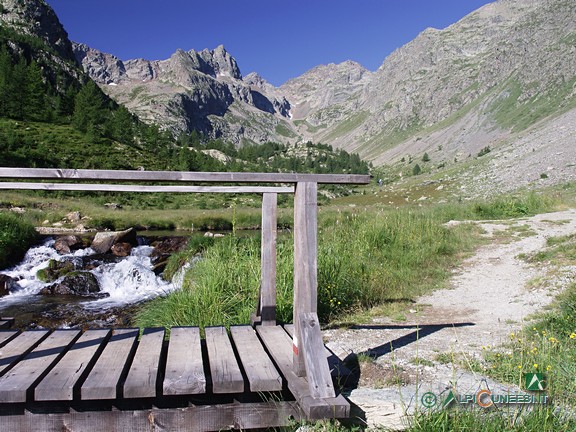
[
  {"xmin": 260, "ymin": 193, "xmax": 277, "ymax": 326},
  {"xmin": 293, "ymin": 182, "xmax": 318, "ymax": 377}
]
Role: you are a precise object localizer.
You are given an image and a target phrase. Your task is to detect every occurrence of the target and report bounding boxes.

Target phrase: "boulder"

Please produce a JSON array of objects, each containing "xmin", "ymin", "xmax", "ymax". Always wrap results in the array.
[
  {"xmin": 36, "ymin": 259, "xmax": 76, "ymax": 282},
  {"xmin": 91, "ymin": 228, "xmax": 138, "ymax": 254},
  {"xmin": 149, "ymin": 236, "xmax": 189, "ymax": 275},
  {"xmin": 149, "ymin": 236, "xmax": 189, "ymax": 265},
  {"xmin": 0, "ymin": 274, "xmax": 17, "ymax": 297},
  {"xmin": 111, "ymin": 242, "xmax": 132, "ymax": 257},
  {"xmin": 66, "ymin": 211, "xmax": 81, "ymax": 222},
  {"xmin": 39, "ymin": 272, "xmax": 104, "ymax": 297},
  {"xmin": 54, "ymin": 235, "xmax": 84, "ymax": 255}
]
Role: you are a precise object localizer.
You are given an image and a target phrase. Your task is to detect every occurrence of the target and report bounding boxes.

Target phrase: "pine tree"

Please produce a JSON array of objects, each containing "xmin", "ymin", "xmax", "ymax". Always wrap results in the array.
[
  {"xmin": 7, "ymin": 57, "xmax": 28, "ymax": 119},
  {"xmin": 25, "ymin": 61, "xmax": 46, "ymax": 121},
  {"xmin": 112, "ymin": 106, "xmax": 134, "ymax": 145},
  {"xmin": 0, "ymin": 45, "xmax": 12, "ymax": 117},
  {"xmin": 73, "ymin": 81, "xmax": 106, "ymax": 133}
]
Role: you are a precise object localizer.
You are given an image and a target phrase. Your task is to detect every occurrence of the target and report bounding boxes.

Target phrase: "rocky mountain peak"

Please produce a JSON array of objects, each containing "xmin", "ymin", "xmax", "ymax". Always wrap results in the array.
[
  {"xmin": 203, "ymin": 44, "xmax": 241, "ymax": 79},
  {"xmin": 0, "ymin": 0, "xmax": 76, "ymax": 62}
]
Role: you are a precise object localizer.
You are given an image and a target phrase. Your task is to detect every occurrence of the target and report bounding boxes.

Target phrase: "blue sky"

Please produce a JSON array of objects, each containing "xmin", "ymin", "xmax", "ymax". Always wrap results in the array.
[{"xmin": 47, "ymin": 0, "xmax": 494, "ymax": 87}]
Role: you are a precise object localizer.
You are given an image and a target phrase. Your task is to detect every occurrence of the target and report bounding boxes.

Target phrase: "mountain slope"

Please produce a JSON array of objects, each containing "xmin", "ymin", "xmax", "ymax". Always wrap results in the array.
[
  {"xmin": 74, "ymin": 43, "xmax": 295, "ymax": 145},
  {"xmin": 74, "ymin": 0, "xmax": 576, "ymax": 179},
  {"xmin": 349, "ymin": 0, "xmax": 576, "ymax": 164}
]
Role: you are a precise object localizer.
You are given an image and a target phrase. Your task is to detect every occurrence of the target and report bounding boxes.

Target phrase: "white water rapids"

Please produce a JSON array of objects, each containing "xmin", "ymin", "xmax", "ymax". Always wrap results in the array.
[{"xmin": 0, "ymin": 238, "xmax": 182, "ymax": 310}]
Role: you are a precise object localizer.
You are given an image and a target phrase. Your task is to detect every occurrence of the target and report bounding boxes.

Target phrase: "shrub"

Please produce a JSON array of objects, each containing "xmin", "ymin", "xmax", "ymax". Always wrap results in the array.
[{"xmin": 477, "ymin": 146, "xmax": 491, "ymax": 157}]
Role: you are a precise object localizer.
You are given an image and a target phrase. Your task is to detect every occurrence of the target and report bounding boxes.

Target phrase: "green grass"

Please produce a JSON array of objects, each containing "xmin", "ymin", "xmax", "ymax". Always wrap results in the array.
[
  {"xmin": 0, "ymin": 212, "xmax": 39, "ymax": 269},
  {"xmin": 134, "ymin": 190, "xmax": 559, "ymax": 329},
  {"xmin": 407, "ymin": 408, "xmax": 575, "ymax": 432},
  {"xmin": 322, "ymin": 111, "xmax": 369, "ymax": 141}
]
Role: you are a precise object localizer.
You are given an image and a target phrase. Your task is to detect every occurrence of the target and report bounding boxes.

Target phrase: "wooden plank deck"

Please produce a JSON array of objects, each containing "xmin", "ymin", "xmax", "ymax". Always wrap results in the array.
[{"xmin": 0, "ymin": 325, "xmax": 349, "ymax": 430}]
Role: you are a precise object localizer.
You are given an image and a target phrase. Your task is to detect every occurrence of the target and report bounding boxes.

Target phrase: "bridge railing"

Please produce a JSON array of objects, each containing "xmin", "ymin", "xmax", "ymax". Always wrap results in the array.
[{"xmin": 0, "ymin": 167, "xmax": 370, "ymax": 397}]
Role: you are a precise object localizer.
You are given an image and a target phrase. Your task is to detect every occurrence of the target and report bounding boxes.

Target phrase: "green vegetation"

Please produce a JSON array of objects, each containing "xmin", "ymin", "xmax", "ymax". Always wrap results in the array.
[
  {"xmin": 477, "ymin": 146, "xmax": 491, "ymax": 157},
  {"xmin": 0, "ymin": 212, "xmax": 38, "ymax": 269},
  {"xmin": 489, "ymin": 77, "xmax": 576, "ymax": 132},
  {"xmin": 323, "ymin": 111, "xmax": 369, "ymax": 141},
  {"xmin": 407, "ymin": 408, "xmax": 575, "ymax": 432},
  {"xmin": 134, "ymin": 191, "xmax": 557, "ymax": 329}
]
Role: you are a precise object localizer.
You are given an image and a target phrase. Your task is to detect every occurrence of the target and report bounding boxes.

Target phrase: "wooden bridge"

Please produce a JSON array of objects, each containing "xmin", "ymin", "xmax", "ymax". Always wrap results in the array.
[{"xmin": 0, "ymin": 168, "xmax": 370, "ymax": 431}]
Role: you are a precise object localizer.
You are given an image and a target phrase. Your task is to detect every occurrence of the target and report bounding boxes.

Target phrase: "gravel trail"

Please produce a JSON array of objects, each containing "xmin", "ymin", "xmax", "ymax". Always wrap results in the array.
[{"xmin": 324, "ymin": 209, "xmax": 576, "ymax": 429}]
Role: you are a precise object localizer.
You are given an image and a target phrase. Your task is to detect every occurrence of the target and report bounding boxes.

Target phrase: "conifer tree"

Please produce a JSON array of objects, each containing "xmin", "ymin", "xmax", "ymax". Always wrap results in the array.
[
  {"xmin": 73, "ymin": 81, "xmax": 106, "ymax": 134},
  {"xmin": 25, "ymin": 61, "xmax": 46, "ymax": 120}
]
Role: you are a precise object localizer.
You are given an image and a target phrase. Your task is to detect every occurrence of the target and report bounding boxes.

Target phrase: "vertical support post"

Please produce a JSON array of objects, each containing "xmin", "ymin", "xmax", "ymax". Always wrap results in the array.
[
  {"xmin": 293, "ymin": 182, "xmax": 318, "ymax": 377},
  {"xmin": 260, "ymin": 192, "xmax": 278, "ymax": 326}
]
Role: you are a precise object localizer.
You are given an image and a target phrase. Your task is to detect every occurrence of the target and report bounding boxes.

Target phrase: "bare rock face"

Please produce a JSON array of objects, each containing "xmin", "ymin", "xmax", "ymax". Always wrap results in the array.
[
  {"xmin": 0, "ymin": 0, "xmax": 76, "ymax": 62},
  {"xmin": 73, "ymin": 42, "xmax": 295, "ymax": 145},
  {"xmin": 66, "ymin": 0, "xmax": 576, "ymax": 190},
  {"xmin": 73, "ymin": 43, "xmax": 127, "ymax": 85},
  {"xmin": 90, "ymin": 228, "xmax": 138, "ymax": 254}
]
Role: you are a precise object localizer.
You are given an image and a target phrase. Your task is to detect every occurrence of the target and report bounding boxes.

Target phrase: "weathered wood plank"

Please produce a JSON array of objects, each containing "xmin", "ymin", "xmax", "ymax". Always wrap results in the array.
[
  {"xmin": 0, "ymin": 168, "xmax": 371, "ymax": 184},
  {"xmin": 34, "ymin": 329, "xmax": 110, "ymax": 401},
  {"xmin": 298, "ymin": 313, "xmax": 335, "ymax": 399},
  {"xmin": 257, "ymin": 326, "xmax": 349, "ymax": 420},
  {"xmin": 260, "ymin": 192, "xmax": 277, "ymax": 325},
  {"xmin": 0, "ymin": 182, "xmax": 294, "ymax": 194},
  {"xmin": 123, "ymin": 327, "xmax": 164, "ymax": 398},
  {"xmin": 0, "ymin": 330, "xmax": 18, "ymax": 347},
  {"xmin": 80, "ymin": 328, "xmax": 138, "ymax": 400},
  {"xmin": 0, "ymin": 401, "xmax": 302, "ymax": 432},
  {"xmin": 204, "ymin": 327, "xmax": 244, "ymax": 394},
  {"xmin": 293, "ymin": 181, "xmax": 318, "ymax": 376},
  {"xmin": 0, "ymin": 331, "xmax": 50, "ymax": 376},
  {"xmin": 163, "ymin": 327, "xmax": 206, "ymax": 395},
  {"xmin": 0, "ymin": 330, "xmax": 80, "ymax": 403},
  {"xmin": 230, "ymin": 326, "xmax": 282, "ymax": 392}
]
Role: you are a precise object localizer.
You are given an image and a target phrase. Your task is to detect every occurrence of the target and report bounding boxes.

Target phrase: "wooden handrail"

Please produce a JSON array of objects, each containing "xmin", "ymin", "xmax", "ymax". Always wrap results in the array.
[{"xmin": 0, "ymin": 167, "xmax": 370, "ymax": 184}]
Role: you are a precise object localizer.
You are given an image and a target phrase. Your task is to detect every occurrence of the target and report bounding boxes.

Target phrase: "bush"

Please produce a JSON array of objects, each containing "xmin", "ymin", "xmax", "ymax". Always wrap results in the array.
[
  {"xmin": 477, "ymin": 146, "xmax": 491, "ymax": 157},
  {"xmin": 0, "ymin": 212, "xmax": 38, "ymax": 269}
]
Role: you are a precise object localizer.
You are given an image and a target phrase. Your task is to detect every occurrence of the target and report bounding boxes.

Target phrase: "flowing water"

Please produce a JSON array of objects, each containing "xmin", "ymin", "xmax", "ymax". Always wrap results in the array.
[{"xmin": 0, "ymin": 237, "xmax": 185, "ymax": 329}]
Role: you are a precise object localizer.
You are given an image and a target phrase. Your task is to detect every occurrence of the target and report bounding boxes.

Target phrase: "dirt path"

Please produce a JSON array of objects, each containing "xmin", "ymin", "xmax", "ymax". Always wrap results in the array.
[{"xmin": 324, "ymin": 209, "xmax": 576, "ymax": 429}]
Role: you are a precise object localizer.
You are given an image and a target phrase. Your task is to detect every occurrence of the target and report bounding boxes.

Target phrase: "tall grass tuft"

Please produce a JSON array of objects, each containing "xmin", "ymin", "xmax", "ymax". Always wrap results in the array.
[
  {"xmin": 408, "ymin": 407, "xmax": 575, "ymax": 432},
  {"xmin": 0, "ymin": 212, "xmax": 38, "ymax": 270},
  {"xmin": 135, "ymin": 205, "xmax": 480, "ymax": 328},
  {"xmin": 134, "ymin": 191, "xmax": 557, "ymax": 329}
]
